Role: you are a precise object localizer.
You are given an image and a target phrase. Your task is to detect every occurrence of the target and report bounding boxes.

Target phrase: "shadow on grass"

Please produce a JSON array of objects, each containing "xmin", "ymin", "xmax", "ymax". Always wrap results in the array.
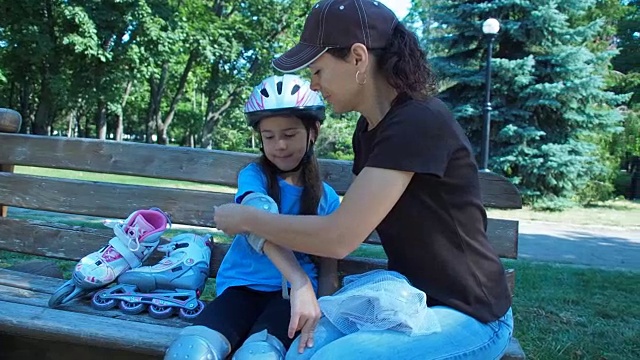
[{"xmin": 582, "ymin": 202, "xmax": 636, "ymax": 211}]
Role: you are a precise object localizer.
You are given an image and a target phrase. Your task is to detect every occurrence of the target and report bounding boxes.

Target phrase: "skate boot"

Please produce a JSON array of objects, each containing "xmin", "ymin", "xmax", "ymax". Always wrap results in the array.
[
  {"xmin": 48, "ymin": 208, "xmax": 171, "ymax": 308},
  {"xmin": 91, "ymin": 232, "xmax": 212, "ymax": 320}
]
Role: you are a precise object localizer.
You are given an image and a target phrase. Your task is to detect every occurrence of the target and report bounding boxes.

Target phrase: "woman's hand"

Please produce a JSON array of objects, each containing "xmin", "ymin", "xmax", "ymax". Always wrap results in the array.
[
  {"xmin": 288, "ymin": 280, "xmax": 322, "ymax": 353},
  {"xmin": 213, "ymin": 203, "xmax": 252, "ymax": 236}
]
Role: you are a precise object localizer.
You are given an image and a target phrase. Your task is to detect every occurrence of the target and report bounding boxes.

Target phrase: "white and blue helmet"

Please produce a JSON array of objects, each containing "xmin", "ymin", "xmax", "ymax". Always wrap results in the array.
[{"xmin": 244, "ymin": 74, "xmax": 325, "ymax": 128}]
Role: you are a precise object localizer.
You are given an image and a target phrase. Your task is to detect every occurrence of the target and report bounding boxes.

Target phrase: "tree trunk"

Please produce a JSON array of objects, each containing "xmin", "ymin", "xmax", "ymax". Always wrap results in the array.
[
  {"xmin": 157, "ymin": 50, "xmax": 199, "ymax": 145},
  {"xmin": 8, "ymin": 81, "xmax": 16, "ymax": 109},
  {"xmin": 76, "ymin": 113, "xmax": 84, "ymax": 138},
  {"xmin": 66, "ymin": 109, "xmax": 76, "ymax": 137},
  {"xmin": 116, "ymin": 80, "xmax": 133, "ymax": 142},
  {"xmin": 200, "ymin": 87, "xmax": 240, "ymax": 149},
  {"xmin": 84, "ymin": 113, "xmax": 90, "ymax": 138},
  {"xmin": 33, "ymin": 0, "xmax": 60, "ymax": 136},
  {"xmin": 200, "ymin": 55, "xmax": 259, "ymax": 149},
  {"xmin": 19, "ymin": 80, "xmax": 32, "ymax": 133},
  {"xmin": 96, "ymin": 99, "xmax": 107, "ymax": 139},
  {"xmin": 33, "ymin": 76, "xmax": 53, "ymax": 135},
  {"xmin": 146, "ymin": 63, "xmax": 169, "ymax": 143}
]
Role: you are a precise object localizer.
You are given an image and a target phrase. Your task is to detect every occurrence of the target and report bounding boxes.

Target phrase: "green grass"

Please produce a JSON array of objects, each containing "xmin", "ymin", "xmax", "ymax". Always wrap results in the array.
[
  {"xmin": 15, "ymin": 166, "xmax": 236, "ymax": 193},
  {"xmin": 505, "ymin": 260, "xmax": 640, "ymax": 360}
]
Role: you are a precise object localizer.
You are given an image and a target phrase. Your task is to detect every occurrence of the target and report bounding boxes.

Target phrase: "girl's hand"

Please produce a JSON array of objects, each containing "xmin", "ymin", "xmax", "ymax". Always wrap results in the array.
[
  {"xmin": 288, "ymin": 280, "xmax": 321, "ymax": 353},
  {"xmin": 213, "ymin": 203, "xmax": 251, "ymax": 236}
]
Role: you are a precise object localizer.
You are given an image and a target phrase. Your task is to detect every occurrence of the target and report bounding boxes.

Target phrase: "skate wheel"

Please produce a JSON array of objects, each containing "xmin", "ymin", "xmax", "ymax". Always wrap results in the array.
[
  {"xmin": 91, "ymin": 291, "xmax": 117, "ymax": 310},
  {"xmin": 48, "ymin": 282, "xmax": 76, "ymax": 308},
  {"xmin": 148, "ymin": 304, "xmax": 174, "ymax": 319},
  {"xmin": 119, "ymin": 300, "xmax": 146, "ymax": 315},
  {"xmin": 178, "ymin": 300, "xmax": 205, "ymax": 321}
]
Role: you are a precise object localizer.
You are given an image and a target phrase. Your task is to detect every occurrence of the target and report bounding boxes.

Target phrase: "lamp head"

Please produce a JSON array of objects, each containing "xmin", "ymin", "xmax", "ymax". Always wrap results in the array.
[{"xmin": 482, "ymin": 18, "xmax": 500, "ymax": 35}]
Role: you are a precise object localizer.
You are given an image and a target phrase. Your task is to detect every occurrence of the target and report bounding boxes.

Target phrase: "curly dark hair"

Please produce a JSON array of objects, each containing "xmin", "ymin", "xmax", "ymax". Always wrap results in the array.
[{"xmin": 327, "ymin": 22, "xmax": 437, "ymax": 99}]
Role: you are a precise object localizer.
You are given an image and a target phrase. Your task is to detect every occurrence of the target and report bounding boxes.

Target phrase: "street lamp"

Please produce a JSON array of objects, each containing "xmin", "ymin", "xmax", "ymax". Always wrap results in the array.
[{"xmin": 480, "ymin": 18, "xmax": 500, "ymax": 172}]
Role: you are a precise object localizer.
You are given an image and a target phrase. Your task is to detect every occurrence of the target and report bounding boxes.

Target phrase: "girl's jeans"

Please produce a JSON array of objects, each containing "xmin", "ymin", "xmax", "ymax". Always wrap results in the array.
[{"xmin": 286, "ymin": 306, "xmax": 513, "ymax": 360}]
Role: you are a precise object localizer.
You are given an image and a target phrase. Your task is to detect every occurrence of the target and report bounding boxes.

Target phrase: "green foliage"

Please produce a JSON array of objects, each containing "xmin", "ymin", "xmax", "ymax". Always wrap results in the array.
[
  {"xmin": 0, "ymin": 0, "xmax": 315, "ymax": 143},
  {"xmin": 611, "ymin": 0, "xmax": 640, "ymax": 74},
  {"xmin": 1, "ymin": 0, "xmax": 637, "ymax": 187},
  {"xmin": 422, "ymin": 0, "xmax": 629, "ymax": 209},
  {"xmin": 612, "ymin": 108, "xmax": 640, "ymax": 156},
  {"xmin": 315, "ymin": 111, "xmax": 359, "ymax": 160},
  {"xmin": 613, "ymin": 171, "xmax": 633, "ymax": 197}
]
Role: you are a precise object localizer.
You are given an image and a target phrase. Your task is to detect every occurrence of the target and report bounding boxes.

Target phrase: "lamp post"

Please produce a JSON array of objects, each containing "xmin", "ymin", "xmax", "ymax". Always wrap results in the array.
[{"xmin": 480, "ymin": 18, "xmax": 500, "ymax": 172}]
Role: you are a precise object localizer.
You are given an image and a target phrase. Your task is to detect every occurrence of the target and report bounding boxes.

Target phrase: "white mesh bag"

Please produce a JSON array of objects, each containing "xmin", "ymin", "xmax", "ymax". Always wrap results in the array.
[{"xmin": 318, "ymin": 269, "xmax": 441, "ymax": 336}]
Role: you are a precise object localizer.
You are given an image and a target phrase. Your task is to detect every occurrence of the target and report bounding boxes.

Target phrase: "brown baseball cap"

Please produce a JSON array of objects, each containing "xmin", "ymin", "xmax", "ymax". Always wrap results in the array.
[{"xmin": 272, "ymin": 0, "xmax": 398, "ymax": 73}]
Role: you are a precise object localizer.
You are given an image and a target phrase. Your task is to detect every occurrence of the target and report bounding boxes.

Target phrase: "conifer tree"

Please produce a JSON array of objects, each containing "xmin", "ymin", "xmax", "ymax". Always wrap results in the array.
[{"xmin": 415, "ymin": 0, "xmax": 628, "ymax": 207}]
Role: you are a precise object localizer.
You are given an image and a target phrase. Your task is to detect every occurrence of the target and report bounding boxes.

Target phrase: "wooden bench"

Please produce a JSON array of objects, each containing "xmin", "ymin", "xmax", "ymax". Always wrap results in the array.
[{"xmin": 0, "ymin": 130, "xmax": 526, "ymax": 359}]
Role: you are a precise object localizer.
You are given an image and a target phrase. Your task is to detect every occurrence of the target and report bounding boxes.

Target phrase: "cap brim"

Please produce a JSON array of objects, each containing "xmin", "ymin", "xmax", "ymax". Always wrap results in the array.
[{"xmin": 272, "ymin": 43, "xmax": 328, "ymax": 73}]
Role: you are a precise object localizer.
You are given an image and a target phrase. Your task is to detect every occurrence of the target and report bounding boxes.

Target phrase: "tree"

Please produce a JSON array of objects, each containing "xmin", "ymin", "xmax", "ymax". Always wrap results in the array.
[
  {"xmin": 0, "ymin": 0, "xmax": 313, "ymax": 147},
  {"xmin": 421, "ymin": 0, "xmax": 628, "ymax": 208}
]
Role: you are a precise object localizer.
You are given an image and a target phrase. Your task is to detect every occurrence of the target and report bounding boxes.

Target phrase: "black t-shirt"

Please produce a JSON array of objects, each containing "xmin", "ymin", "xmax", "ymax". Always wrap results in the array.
[{"xmin": 352, "ymin": 93, "xmax": 512, "ymax": 323}]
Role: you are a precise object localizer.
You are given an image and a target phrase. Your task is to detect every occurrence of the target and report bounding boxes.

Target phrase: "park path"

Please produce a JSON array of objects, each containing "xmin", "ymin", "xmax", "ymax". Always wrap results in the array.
[{"xmin": 517, "ymin": 221, "xmax": 640, "ymax": 271}]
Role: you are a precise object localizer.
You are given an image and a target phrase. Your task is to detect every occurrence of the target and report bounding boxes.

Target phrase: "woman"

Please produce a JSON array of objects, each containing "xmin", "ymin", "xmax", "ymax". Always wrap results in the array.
[{"xmin": 214, "ymin": 1, "xmax": 514, "ymax": 359}]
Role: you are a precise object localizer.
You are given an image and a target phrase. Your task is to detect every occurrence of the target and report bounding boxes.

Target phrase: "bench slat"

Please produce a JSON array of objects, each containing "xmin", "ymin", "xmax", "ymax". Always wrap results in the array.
[
  {"xmin": 486, "ymin": 219, "xmax": 519, "ymax": 258},
  {"xmin": 0, "ymin": 266, "xmax": 68, "ymax": 294},
  {"xmin": 0, "ymin": 217, "xmax": 517, "ymax": 265},
  {"xmin": 0, "ymin": 218, "xmax": 112, "ymax": 260},
  {"xmin": 0, "ymin": 133, "xmax": 522, "ymax": 209},
  {"xmin": 0, "ymin": 219, "xmax": 515, "ymax": 295},
  {"xmin": 0, "ymin": 172, "xmax": 230, "ymax": 227},
  {"xmin": 365, "ymin": 218, "xmax": 518, "ymax": 259},
  {"xmin": 0, "ymin": 299, "xmax": 180, "ymax": 356},
  {"xmin": 0, "ymin": 133, "xmax": 350, "ymax": 192},
  {"xmin": 0, "ymin": 269, "xmax": 187, "ymax": 328},
  {"xmin": 478, "ymin": 171, "xmax": 523, "ymax": 209}
]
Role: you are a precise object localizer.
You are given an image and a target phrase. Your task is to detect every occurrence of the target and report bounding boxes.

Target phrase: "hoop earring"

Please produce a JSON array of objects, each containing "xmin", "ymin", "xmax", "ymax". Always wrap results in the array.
[{"xmin": 355, "ymin": 70, "xmax": 367, "ymax": 85}]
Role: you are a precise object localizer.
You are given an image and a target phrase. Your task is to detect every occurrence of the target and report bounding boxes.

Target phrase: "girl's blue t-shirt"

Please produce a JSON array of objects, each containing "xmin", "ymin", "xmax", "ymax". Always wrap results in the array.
[{"xmin": 215, "ymin": 162, "xmax": 341, "ymax": 296}]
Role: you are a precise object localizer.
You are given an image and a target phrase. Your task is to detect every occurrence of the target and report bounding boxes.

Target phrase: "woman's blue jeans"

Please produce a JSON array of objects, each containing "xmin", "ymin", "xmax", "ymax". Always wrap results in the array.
[{"xmin": 286, "ymin": 306, "xmax": 513, "ymax": 360}]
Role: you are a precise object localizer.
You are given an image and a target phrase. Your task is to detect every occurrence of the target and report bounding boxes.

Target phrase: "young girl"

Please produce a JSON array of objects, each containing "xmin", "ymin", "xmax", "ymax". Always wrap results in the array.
[{"xmin": 164, "ymin": 74, "xmax": 341, "ymax": 360}]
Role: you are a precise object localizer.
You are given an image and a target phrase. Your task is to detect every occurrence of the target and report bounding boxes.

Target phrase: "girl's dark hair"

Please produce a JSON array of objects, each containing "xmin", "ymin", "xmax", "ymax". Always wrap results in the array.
[
  {"xmin": 327, "ymin": 22, "xmax": 437, "ymax": 99},
  {"xmin": 256, "ymin": 115, "xmax": 323, "ymax": 216}
]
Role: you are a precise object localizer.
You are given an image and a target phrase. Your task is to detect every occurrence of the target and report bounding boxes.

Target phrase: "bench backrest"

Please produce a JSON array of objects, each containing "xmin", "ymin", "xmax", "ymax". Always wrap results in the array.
[{"xmin": 0, "ymin": 133, "xmax": 522, "ymax": 292}]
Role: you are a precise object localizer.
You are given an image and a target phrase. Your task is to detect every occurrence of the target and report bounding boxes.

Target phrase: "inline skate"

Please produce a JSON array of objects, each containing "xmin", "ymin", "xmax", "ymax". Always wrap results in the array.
[
  {"xmin": 91, "ymin": 232, "xmax": 212, "ymax": 320},
  {"xmin": 48, "ymin": 208, "xmax": 171, "ymax": 308}
]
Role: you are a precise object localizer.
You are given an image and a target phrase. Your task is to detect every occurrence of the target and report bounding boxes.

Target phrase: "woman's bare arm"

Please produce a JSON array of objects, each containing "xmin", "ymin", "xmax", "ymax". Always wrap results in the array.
[{"xmin": 238, "ymin": 167, "xmax": 413, "ymax": 258}]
